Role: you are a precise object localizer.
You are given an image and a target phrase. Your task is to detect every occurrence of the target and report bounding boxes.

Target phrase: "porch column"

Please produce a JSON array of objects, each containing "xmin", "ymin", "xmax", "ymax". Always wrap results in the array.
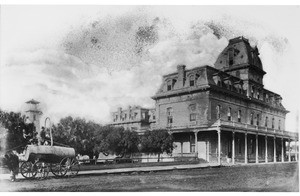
[
  {"xmin": 232, "ymin": 132, "xmax": 235, "ymax": 164},
  {"xmin": 288, "ymin": 139, "xmax": 291, "ymax": 162},
  {"xmin": 256, "ymin": 134, "xmax": 259, "ymax": 164},
  {"xmin": 265, "ymin": 135, "xmax": 268, "ymax": 163},
  {"xmin": 245, "ymin": 133, "xmax": 248, "ymax": 164},
  {"xmin": 194, "ymin": 131, "xmax": 198, "ymax": 156},
  {"xmin": 218, "ymin": 129, "xmax": 221, "ymax": 165},
  {"xmin": 274, "ymin": 136, "xmax": 276, "ymax": 163},
  {"xmin": 281, "ymin": 137, "xmax": 284, "ymax": 163}
]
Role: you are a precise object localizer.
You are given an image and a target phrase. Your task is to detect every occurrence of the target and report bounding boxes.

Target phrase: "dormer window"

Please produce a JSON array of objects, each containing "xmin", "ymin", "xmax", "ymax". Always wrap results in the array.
[
  {"xmin": 189, "ymin": 75, "xmax": 195, "ymax": 87},
  {"xmin": 167, "ymin": 80, "xmax": 172, "ymax": 91}
]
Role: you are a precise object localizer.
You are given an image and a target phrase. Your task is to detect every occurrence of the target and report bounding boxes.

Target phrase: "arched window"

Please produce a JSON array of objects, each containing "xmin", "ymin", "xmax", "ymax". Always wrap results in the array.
[
  {"xmin": 272, "ymin": 117, "xmax": 275, "ymax": 129},
  {"xmin": 250, "ymin": 113, "xmax": 254, "ymax": 125},
  {"xmin": 227, "ymin": 107, "xmax": 232, "ymax": 121},
  {"xmin": 278, "ymin": 119, "xmax": 281, "ymax": 130},
  {"xmin": 189, "ymin": 75, "xmax": 195, "ymax": 87},
  {"xmin": 256, "ymin": 114, "xmax": 260, "ymax": 126}
]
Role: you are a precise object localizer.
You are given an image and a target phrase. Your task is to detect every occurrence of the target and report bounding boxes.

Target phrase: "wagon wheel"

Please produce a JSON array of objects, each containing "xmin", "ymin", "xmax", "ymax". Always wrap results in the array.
[
  {"xmin": 60, "ymin": 157, "xmax": 80, "ymax": 177},
  {"xmin": 50, "ymin": 163, "xmax": 66, "ymax": 177},
  {"xmin": 34, "ymin": 161, "xmax": 50, "ymax": 180},
  {"xmin": 20, "ymin": 161, "xmax": 37, "ymax": 179}
]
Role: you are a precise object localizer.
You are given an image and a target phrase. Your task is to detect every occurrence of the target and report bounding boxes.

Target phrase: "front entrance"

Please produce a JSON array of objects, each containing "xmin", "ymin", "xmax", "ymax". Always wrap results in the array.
[{"xmin": 198, "ymin": 141, "xmax": 210, "ymax": 162}]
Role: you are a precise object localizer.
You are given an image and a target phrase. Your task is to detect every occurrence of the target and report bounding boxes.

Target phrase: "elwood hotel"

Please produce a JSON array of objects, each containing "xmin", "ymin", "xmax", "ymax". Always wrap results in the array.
[{"xmin": 111, "ymin": 36, "xmax": 299, "ymax": 165}]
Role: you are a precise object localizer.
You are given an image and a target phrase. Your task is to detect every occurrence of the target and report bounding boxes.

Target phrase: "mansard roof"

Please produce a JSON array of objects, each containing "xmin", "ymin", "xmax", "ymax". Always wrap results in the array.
[{"xmin": 214, "ymin": 36, "xmax": 265, "ymax": 73}]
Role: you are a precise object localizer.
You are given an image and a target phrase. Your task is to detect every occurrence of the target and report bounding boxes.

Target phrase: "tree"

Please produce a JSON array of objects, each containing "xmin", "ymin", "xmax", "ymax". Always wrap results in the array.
[
  {"xmin": 52, "ymin": 116, "xmax": 101, "ymax": 159},
  {"xmin": 0, "ymin": 109, "xmax": 35, "ymax": 153},
  {"xmin": 140, "ymin": 129, "xmax": 174, "ymax": 162},
  {"xmin": 93, "ymin": 126, "xmax": 139, "ymax": 157}
]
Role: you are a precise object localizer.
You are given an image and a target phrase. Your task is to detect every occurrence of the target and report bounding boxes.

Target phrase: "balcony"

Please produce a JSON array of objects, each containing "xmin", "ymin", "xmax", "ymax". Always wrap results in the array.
[{"xmin": 215, "ymin": 119, "xmax": 298, "ymax": 139}]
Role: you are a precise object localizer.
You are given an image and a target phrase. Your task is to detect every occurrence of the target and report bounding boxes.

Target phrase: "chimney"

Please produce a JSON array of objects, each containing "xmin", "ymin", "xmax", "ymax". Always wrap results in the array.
[{"xmin": 177, "ymin": 64, "xmax": 186, "ymax": 88}]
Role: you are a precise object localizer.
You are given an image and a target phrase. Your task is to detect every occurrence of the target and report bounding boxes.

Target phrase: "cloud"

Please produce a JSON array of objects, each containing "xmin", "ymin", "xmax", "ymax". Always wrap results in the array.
[{"xmin": 0, "ymin": 7, "xmax": 296, "ymax": 131}]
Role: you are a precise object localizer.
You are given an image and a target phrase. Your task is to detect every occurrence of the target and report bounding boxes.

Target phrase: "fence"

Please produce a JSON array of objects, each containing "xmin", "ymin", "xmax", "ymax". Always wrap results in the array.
[{"xmin": 78, "ymin": 155, "xmax": 199, "ymax": 165}]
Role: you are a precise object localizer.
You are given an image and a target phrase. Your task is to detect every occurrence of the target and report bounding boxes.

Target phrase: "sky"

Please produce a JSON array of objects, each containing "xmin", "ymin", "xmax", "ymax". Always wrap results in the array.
[{"xmin": 0, "ymin": 5, "xmax": 300, "ymax": 132}]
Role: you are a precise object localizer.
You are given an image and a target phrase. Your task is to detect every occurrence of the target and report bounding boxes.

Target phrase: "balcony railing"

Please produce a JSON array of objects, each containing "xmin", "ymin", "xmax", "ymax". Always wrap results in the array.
[{"xmin": 216, "ymin": 119, "xmax": 298, "ymax": 138}]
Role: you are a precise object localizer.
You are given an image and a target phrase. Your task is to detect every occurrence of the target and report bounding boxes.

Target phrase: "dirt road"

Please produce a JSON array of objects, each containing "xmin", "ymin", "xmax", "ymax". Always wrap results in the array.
[{"xmin": 1, "ymin": 162, "xmax": 298, "ymax": 191}]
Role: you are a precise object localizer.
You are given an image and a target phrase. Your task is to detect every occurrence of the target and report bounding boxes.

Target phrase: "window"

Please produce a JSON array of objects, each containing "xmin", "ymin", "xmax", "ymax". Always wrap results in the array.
[
  {"xmin": 33, "ymin": 114, "xmax": 36, "ymax": 121},
  {"xmin": 189, "ymin": 104, "xmax": 196, "ymax": 122},
  {"xmin": 227, "ymin": 107, "xmax": 232, "ymax": 121},
  {"xmin": 153, "ymin": 115, "xmax": 156, "ymax": 120},
  {"xmin": 167, "ymin": 107, "xmax": 173, "ymax": 125},
  {"xmin": 265, "ymin": 116, "xmax": 268, "ymax": 127},
  {"xmin": 251, "ymin": 139, "xmax": 255, "ymax": 154},
  {"xmin": 189, "ymin": 75, "xmax": 195, "ymax": 86},
  {"xmin": 189, "ymin": 104, "xmax": 196, "ymax": 111},
  {"xmin": 278, "ymin": 119, "xmax": 281, "ymax": 130},
  {"xmin": 142, "ymin": 112, "xmax": 146, "ymax": 119},
  {"xmin": 167, "ymin": 80, "xmax": 172, "ymax": 91},
  {"xmin": 190, "ymin": 114, "xmax": 196, "ymax": 121},
  {"xmin": 265, "ymin": 94, "xmax": 269, "ymax": 102},
  {"xmin": 238, "ymin": 110, "xmax": 241, "ymax": 122},
  {"xmin": 217, "ymin": 79, "xmax": 222, "ymax": 87},
  {"xmin": 216, "ymin": 105, "xmax": 221, "ymax": 119},
  {"xmin": 228, "ymin": 48, "xmax": 234, "ymax": 66},
  {"xmin": 251, "ymin": 86, "xmax": 255, "ymax": 97},
  {"xmin": 250, "ymin": 113, "xmax": 254, "ymax": 125},
  {"xmin": 257, "ymin": 114, "xmax": 260, "ymax": 126},
  {"xmin": 272, "ymin": 117, "xmax": 275, "ymax": 129},
  {"xmin": 190, "ymin": 135, "xmax": 195, "ymax": 153},
  {"xmin": 124, "ymin": 114, "xmax": 127, "ymax": 120},
  {"xmin": 238, "ymin": 138, "xmax": 242, "ymax": 154},
  {"xmin": 257, "ymin": 91, "xmax": 260, "ymax": 99},
  {"xmin": 134, "ymin": 112, "xmax": 138, "ymax": 119},
  {"xmin": 228, "ymin": 82, "xmax": 232, "ymax": 91}
]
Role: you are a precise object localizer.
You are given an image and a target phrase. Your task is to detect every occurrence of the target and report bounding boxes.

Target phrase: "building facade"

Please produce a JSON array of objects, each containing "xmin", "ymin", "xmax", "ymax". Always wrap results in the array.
[
  {"xmin": 110, "ymin": 106, "xmax": 155, "ymax": 134},
  {"xmin": 112, "ymin": 36, "xmax": 299, "ymax": 164}
]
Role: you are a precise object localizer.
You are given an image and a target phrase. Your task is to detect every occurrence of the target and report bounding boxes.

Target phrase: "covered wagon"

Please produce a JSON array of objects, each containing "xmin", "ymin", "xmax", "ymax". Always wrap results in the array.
[{"xmin": 20, "ymin": 145, "xmax": 80, "ymax": 179}]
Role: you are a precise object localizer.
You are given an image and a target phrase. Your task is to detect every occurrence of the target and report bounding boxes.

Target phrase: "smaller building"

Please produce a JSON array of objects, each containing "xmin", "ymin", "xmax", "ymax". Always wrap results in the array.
[{"xmin": 110, "ymin": 106, "xmax": 155, "ymax": 134}]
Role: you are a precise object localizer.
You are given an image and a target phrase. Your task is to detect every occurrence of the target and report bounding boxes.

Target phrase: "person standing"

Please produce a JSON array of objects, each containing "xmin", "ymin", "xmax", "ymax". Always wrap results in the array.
[{"xmin": 3, "ymin": 151, "xmax": 19, "ymax": 182}]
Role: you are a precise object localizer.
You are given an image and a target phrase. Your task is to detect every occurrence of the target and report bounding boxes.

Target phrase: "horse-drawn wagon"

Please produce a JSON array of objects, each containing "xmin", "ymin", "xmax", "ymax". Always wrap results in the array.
[
  {"xmin": 19, "ymin": 145, "xmax": 80, "ymax": 179},
  {"xmin": 19, "ymin": 117, "xmax": 80, "ymax": 179}
]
